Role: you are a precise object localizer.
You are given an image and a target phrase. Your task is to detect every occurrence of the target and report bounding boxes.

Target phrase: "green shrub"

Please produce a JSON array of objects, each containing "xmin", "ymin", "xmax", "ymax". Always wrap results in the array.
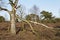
[{"xmin": 0, "ymin": 16, "xmax": 5, "ymax": 22}]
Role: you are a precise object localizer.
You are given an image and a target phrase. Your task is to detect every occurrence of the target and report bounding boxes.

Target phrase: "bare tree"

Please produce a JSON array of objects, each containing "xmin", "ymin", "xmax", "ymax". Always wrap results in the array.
[
  {"xmin": 30, "ymin": 5, "xmax": 40, "ymax": 22},
  {"xmin": 16, "ymin": 5, "xmax": 25, "ymax": 21},
  {"xmin": 0, "ymin": 0, "xmax": 21, "ymax": 35}
]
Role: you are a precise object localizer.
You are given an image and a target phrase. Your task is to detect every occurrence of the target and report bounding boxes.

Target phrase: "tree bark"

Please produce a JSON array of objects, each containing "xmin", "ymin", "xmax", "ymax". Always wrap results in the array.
[{"xmin": 10, "ymin": 13, "xmax": 16, "ymax": 35}]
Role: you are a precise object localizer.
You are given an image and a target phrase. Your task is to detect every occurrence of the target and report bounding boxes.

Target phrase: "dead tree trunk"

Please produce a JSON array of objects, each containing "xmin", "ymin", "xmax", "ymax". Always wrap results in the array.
[{"xmin": 10, "ymin": 12, "xmax": 16, "ymax": 35}]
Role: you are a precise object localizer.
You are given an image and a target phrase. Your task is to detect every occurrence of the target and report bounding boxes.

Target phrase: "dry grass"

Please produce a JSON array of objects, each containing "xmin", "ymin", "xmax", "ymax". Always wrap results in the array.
[{"xmin": 0, "ymin": 22, "xmax": 60, "ymax": 40}]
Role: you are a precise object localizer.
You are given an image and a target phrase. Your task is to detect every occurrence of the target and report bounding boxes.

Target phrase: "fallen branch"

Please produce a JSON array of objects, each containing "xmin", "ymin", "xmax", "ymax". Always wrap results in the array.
[
  {"xmin": 29, "ymin": 21, "xmax": 53, "ymax": 29},
  {"xmin": 16, "ymin": 15, "xmax": 35, "ymax": 33},
  {"xmin": 16, "ymin": 14, "xmax": 53, "ymax": 33},
  {"xmin": 22, "ymin": 20, "xmax": 35, "ymax": 33}
]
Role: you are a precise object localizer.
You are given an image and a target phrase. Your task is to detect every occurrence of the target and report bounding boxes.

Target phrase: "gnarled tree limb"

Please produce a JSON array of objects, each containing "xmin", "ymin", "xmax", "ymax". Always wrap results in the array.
[
  {"xmin": 0, "ymin": 7, "xmax": 10, "ymax": 13},
  {"xmin": 14, "ymin": 0, "xmax": 18, "ymax": 7},
  {"xmin": 16, "ymin": 5, "xmax": 21, "ymax": 9},
  {"xmin": 9, "ymin": 0, "xmax": 14, "ymax": 5}
]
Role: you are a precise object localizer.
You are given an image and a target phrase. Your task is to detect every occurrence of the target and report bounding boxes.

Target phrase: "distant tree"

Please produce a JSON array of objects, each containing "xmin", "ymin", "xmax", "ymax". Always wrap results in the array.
[
  {"xmin": 25, "ymin": 14, "xmax": 40, "ymax": 22},
  {"xmin": 30, "ymin": 5, "xmax": 40, "ymax": 22},
  {"xmin": 0, "ymin": 16, "xmax": 5, "ymax": 22},
  {"xmin": 40, "ymin": 11, "xmax": 55, "ymax": 23}
]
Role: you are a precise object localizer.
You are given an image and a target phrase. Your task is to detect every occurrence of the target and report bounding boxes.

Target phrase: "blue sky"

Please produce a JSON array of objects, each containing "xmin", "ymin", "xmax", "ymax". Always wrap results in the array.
[
  {"xmin": 20, "ymin": 0, "xmax": 60, "ymax": 17},
  {"xmin": 0, "ymin": 0, "xmax": 60, "ymax": 20}
]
